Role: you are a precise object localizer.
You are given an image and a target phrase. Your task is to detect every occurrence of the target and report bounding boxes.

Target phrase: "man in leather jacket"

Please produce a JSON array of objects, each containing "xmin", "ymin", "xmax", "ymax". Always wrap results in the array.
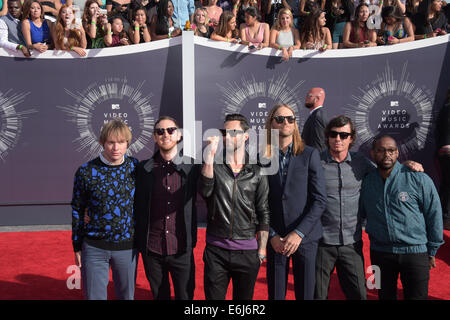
[{"xmin": 199, "ymin": 113, "xmax": 270, "ymax": 300}]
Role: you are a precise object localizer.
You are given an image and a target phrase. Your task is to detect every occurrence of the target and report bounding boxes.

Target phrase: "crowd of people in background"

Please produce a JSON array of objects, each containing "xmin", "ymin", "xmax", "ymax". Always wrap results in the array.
[{"xmin": 0, "ymin": 0, "xmax": 449, "ymax": 56}]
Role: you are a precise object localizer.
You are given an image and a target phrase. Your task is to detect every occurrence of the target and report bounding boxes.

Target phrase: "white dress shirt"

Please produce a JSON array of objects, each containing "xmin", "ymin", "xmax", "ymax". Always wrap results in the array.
[{"xmin": 0, "ymin": 14, "xmax": 20, "ymax": 52}]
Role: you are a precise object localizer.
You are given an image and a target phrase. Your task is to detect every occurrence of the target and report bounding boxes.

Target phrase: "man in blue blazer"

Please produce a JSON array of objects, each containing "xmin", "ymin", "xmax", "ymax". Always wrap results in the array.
[{"xmin": 263, "ymin": 104, "xmax": 327, "ymax": 300}]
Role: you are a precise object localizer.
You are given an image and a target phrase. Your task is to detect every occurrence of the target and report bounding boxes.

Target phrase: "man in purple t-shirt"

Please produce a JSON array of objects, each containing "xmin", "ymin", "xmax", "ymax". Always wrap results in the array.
[{"xmin": 199, "ymin": 113, "xmax": 270, "ymax": 300}]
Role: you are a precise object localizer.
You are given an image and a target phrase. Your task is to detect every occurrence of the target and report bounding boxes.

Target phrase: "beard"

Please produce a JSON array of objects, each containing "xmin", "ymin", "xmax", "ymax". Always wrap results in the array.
[
  {"xmin": 376, "ymin": 157, "xmax": 395, "ymax": 171},
  {"xmin": 304, "ymin": 102, "xmax": 315, "ymax": 109}
]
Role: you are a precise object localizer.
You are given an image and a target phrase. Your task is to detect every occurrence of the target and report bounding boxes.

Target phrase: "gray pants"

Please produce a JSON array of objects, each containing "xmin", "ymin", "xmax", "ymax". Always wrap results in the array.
[
  {"xmin": 81, "ymin": 242, "xmax": 138, "ymax": 300},
  {"xmin": 315, "ymin": 241, "xmax": 367, "ymax": 300}
]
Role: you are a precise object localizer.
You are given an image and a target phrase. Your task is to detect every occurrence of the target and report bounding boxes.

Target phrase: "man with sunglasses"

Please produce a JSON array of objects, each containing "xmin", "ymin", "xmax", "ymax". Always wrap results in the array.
[
  {"xmin": 315, "ymin": 116, "xmax": 425, "ymax": 300},
  {"xmin": 301, "ymin": 87, "xmax": 328, "ymax": 153},
  {"xmin": 315, "ymin": 115, "xmax": 375, "ymax": 300},
  {"xmin": 264, "ymin": 104, "xmax": 327, "ymax": 300},
  {"xmin": 199, "ymin": 113, "xmax": 270, "ymax": 300},
  {"xmin": 134, "ymin": 116, "xmax": 201, "ymax": 300},
  {"xmin": 360, "ymin": 135, "xmax": 443, "ymax": 300}
]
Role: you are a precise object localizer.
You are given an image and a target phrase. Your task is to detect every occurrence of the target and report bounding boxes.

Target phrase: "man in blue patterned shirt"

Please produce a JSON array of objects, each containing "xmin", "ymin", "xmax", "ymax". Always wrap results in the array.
[{"xmin": 71, "ymin": 119, "xmax": 139, "ymax": 300}]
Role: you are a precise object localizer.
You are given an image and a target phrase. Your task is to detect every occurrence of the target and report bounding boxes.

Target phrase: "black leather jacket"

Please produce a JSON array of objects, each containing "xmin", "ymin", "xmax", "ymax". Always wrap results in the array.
[{"xmin": 199, "ymin": 162, "xmax": 270, "ymax": 240}]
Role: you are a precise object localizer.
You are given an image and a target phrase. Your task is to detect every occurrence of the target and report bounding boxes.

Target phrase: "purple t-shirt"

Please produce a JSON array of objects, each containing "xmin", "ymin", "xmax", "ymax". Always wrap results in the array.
[{"xmin": 206, "ymin": 234, "xmax": 258, "ymax": 250}]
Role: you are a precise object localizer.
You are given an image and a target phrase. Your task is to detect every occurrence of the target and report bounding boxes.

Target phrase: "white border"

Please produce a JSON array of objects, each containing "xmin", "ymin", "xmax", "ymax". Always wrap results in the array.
[
  {"xmin": 0, "ymin": 35, "xmax": 182, "ymax": 59},
  {"xmin": 194, "ymin": 34, "xmax": 450, "ymax": 58},
  {"xmin": 182, "ymin": 31, "xmax": 196, "ymax": 158}
]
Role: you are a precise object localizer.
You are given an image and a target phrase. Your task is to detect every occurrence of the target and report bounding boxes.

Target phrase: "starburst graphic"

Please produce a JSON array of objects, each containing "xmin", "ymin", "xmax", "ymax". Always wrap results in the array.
[
  {"xmin": 58, "ymin": 77, "xmax": 156, "ymax": 159},
  {"xmin": 344, "ymin": 62, "xmax": 435, "ymax": 159},
  {"xmin": 218, "ymin": 70, "xmax": 305, "ymax": 128},
  {"xmin": 0, "ymin": 90, "xmax": 36, "ymax": 162}
]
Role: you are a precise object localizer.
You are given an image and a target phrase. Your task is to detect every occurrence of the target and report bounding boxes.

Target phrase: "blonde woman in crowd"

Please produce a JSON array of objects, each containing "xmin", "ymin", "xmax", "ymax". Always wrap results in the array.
[
  {"xmin": 191, "ymin": 7, "xmax": 214, "ymax": 38},
  {"xmin": 269, "ymin": 8, "xmax": 301, "ymax": 60}
]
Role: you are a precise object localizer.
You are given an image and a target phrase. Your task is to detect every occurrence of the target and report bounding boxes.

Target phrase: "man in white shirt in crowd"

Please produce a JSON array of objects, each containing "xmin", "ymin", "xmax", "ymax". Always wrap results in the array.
[{"xmin": 0, "ymin": 0, "xmax": 30, "ymax": 56}]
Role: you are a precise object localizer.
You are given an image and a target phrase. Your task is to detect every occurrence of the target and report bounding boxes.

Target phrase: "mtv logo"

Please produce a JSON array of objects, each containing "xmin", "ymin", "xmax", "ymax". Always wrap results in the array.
[
  {"xmin": 390, "ymin": 101, "xmax": 399, "ymax": 107},
  {"xmin": 258, "ymin": 103, "xmax": 266, "ymax": 109},
  {"xmin": 111, "ymin": 104, "xmax": 120, "ymax": 110}
]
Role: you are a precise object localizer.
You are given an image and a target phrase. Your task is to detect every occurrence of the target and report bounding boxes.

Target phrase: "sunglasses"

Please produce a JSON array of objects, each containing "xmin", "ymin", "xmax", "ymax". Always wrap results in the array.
[
  {"xmin": 155, "ymin": 127, "xmax": 177, "ymax": 136},
  {"xmin": 329, "ymin": 131, "xmax": 352, "ymax": 139},
  {"xmin": 273, "ymin": 115, "xmax": 296, "ymax": 124},
  {"xmin": 219, "ymin": 129, "xmax": 245, "ymax": 137}
]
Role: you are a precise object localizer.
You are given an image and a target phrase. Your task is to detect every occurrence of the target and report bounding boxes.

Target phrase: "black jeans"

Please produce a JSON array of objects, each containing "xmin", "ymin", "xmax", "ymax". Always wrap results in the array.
[
  {"xmin": 141, "ymin": 250, "xmax": 195, "ymax": 300},
  {"xmin": 370, "ymin": 250, "xmax": 430, "ymax": 300},
  {"xmin": 203, "ymin": 244, "xmax": 261, "ymax": 300},
  {"xmin": 315, "ymin": 241, "xmax": 367, "ymax": 300},
  {"xmin": 438, "ymin": 154, "xmax": 450, "ymax": 223}
]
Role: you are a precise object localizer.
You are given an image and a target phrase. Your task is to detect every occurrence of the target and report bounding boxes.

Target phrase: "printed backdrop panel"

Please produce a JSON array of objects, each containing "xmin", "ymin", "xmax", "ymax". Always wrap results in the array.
[
  {"xmin": 194, "ymin": 38, "xmax": 450, "ymax": 182},
  {"xmin": 0, "ymin": 44, "xmax": 183, "ymax": 205}
]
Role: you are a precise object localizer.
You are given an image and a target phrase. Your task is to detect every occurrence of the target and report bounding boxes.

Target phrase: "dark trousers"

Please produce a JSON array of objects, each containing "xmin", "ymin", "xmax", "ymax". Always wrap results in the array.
[
  {"xmin": 370, "ymin": 250, "xmax": 430, "ymax": 300},
  {"xmin": 203, "ymin": 244, "xmax": 261, "ymax": 300},
  {"xmin": 141, "ymin": 250, "xmax": 195, "ymax": 300},
  {"xmin": 266, "ymin": 240, "xmax": 318, "ymax": 300},
  {"xmin": 314, "ymin": 241, "xmax": 367, "ymax": 300},
  {"xmin": 439, "ymin": 154, "xmax": 450, "ymax": 223}
]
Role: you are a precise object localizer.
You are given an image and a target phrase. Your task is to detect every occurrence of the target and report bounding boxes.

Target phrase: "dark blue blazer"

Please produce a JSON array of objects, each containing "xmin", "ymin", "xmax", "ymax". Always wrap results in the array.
[{"xmin": 268, "ymin": 145, "xmax": 327, "ymax": 244}]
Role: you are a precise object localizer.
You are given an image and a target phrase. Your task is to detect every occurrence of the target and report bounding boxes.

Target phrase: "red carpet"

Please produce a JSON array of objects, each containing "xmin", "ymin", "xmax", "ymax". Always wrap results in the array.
[{"xmin": 0, "ymin": 229, "xmax": 449, "ymax": 300}]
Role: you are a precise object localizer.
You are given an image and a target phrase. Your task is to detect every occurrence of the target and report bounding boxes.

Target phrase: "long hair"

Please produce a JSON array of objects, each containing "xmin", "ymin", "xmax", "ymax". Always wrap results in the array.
[
  {"xmin": 132, "ymin": 6, "xmax": 148, "ymax": 24},
  {"xmin": 109, "ymin": 16, "xmax": 128, "ymax": 39},
  {"xmin": 22, "ymin": 0, "xmax": 45, "ymax": 20},
  {"xmin": 300, "ymin": 8, "xmax": 324, "ymax": 45},
  {"xmin": 381, "ymin": 5, "xmax": 404, "ymax": 24},
  {"xmin": 273, "ymin": 8, "xmax": 294, "ymax": 31},
  {"xmin": 244, "ymin": 6, "xmax": 261, "ymax": 22},
  {"xmin": 82, "ymin": 0, "xmax": 98, "ymax": 25},
  {"xmin": 214, "ymin": 11, "xmax": 238, "ymax": 38},
  {"xmin": 155, "ymin": 0, "xmax": 172, "ymax": 35},
  {"xmin": 405, "ymin": 0, "xmax": 419, "ymax": 16},
  {"xmin": 192, "ymin": 7, "xmax": 210, "ymax": 35},
  {"xmin": 55, "ymin": 5, "xmax": 82, "ymax": 49},
  {"xmin": 352, "ymin": 4, "xmax": 370, "ymax": 43},
  {"xmin": 264, "ymin": 104, "xmax": 305, "ymax": 158}
]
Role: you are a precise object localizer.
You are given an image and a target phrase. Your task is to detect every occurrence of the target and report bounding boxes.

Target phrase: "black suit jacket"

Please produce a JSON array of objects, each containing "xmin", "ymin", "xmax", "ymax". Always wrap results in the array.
[
  {"xmin": 134, "ymin": 151, "xmax": 201, "ymax": 253},
  {"xmin": 301, "ymin": 107, "xmax": 328, "ymax": 153}
]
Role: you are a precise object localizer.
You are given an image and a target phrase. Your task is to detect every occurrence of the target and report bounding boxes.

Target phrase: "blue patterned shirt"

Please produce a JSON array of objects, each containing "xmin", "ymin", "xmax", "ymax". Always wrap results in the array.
[{"xmin": 71, "ymin": 156, "xmax": 138, "ymax": 252}]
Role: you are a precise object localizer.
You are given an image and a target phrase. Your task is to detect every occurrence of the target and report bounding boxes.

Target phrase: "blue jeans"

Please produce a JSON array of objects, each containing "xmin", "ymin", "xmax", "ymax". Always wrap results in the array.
[
  {"xmin": 332, "ymin": 21, "xmax": 346, "ymax": 44},
  {"xmin": 81, "ymin": 242, "xmax": 138, "ymax": 300}
]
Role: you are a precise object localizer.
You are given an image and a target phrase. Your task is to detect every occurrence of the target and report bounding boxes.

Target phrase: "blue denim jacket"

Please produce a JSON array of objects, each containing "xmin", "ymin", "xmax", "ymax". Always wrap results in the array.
[
  {"xmin": 171, "ymin": 0, "xmax": 195, "ymax": 29},
  {"xmin": 360, "ymin": 162, "xmax": 444, "ymax": 256}
]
